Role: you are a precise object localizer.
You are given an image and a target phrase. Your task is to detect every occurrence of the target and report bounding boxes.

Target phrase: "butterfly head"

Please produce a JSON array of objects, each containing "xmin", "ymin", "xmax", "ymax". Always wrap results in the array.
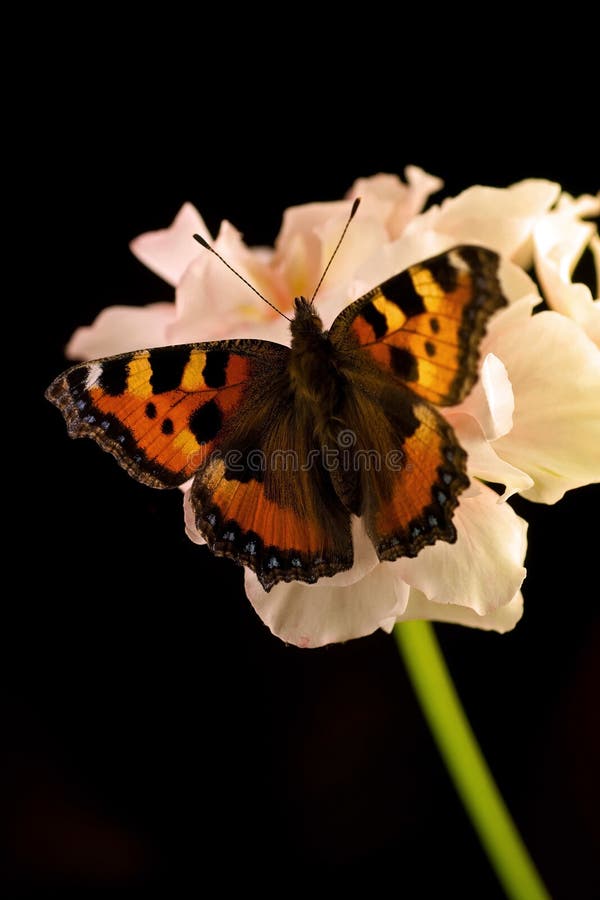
[{"xmin": 290, "ymin": 296, "xmax": 326, "ymax": 344}]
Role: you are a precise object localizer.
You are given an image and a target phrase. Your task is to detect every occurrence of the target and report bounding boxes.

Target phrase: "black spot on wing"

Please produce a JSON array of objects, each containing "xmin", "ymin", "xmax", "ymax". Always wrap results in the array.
[
  {"xmin": 189, "ymin": 399, "xmax": 222, "ymax": 444},
  {"xmin": 145, "ymin": 402, "xmax": 157, "ymax": 419},
  {"xmin": 149, "ymin": 347, "xmax": 191, "ymax": 394},
  {"xmin": 380, "ymin": 385, "xmax": 420, "ymax": 438},
  {"xmin": 202, "ymin": 350, "xmax": 229, "ymax": 388},
  {"xmin": 161, "ymin": 418, "xmax": 174, "ymax": 435},
  {"xmin": 99, "ymin": 358, "xmax": 129, "ymax": 396},
  {"xmin": 429, "ymin": 317, "xmax": 440, "ymax": 333},
  {"xmin": 360, "ymin": 303, "xmax": 387, "ymax": 339},
  {"xmin": 425, "ymin": 255, "xmax": 459, "ymax": 292},
  {"xmin": 389, "ymin": 346, "xmax": 418, "ymax": 381},
  {"xmin": 425, "ymin": 341, "xmax": 436, "ymax": 357},
  {"xmin": 380, "ymin": 271, "xmax": 426, "ymax": 317}
]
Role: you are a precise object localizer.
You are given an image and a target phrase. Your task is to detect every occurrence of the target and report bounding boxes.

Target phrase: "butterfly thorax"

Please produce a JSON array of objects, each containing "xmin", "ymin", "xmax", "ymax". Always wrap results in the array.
[{"xmin": 288, "ymin": 297, "xmax": 345, "ymax": 429}]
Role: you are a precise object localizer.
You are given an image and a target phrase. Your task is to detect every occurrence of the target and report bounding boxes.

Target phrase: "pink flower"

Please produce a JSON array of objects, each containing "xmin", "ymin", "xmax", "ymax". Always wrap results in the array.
[
  {"xmin": 66, "ymin": 170, "xmax": 600, "ymax": 648},
  {"xmin": 67, "ymin": 167, "xmax": 443, "ymax": 356}
]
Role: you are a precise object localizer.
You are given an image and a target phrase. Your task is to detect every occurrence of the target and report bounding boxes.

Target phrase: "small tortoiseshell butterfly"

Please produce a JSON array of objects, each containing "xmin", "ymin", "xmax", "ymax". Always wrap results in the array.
[{"xmin": 47, "ymin": 220, "xmax": 506, "ymax": 591}]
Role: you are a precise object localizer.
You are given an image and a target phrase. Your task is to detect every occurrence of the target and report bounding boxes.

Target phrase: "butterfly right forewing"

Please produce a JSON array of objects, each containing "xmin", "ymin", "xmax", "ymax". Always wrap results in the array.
[
  {"xmin": 329, "ymin": 246, "xmax": 505, "ymax": 560},
  {"xmin": 330, "ymin": 245, "xmax": 506, "ymax": 406}
]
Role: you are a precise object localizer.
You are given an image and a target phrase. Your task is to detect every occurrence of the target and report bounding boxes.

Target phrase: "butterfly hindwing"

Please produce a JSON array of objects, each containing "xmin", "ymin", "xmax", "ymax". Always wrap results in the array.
[
  {"xmin": 330, "ymin": 358, "xmax": 469, "ymax": 560},
  {"xmin": 189, "ymin": 374, "xmax": 353, "ymax": 590},
  {"xmin": 362, "ymin": 397, "xmax": 469, "ymax": 559},
  {"xmin": 45, "ymin": 340, "xmax": 287, "ymax": 488},
  {"xmin": 329, "ymin": 245, "xmax": 506, "ymax": 406}
]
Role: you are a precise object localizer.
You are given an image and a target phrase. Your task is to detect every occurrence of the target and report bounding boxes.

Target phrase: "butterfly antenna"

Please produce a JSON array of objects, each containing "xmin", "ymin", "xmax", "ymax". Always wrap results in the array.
[
  {"xmin": 193, "ymin": 234, "xmax": 292, "ymax": 322},
  {"xmin": 309, "ymin": 197, "xmax": 361, "ymax": 306}
]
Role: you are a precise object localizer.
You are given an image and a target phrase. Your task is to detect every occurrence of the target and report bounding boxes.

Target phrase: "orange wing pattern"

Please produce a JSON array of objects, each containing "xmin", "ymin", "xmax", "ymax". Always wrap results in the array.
[
  {"xmin": 191, "ymin": 452, "xmax": 352, "ymax": 591},
  {"xmin": 364, "ymin": 399, "xmax": 468, "ymax": 558},
  {"xmin": 331, "ymin": 366, "xmax": 469, "ymax": 562},
  {"xmin": 46, "ymin": 341, "xmax": 286, "ymax": 488},
  {"xmin": 47, "ymin": 244, "xmax": 507, "ymax": 591},
  {"xmin": 330, "ymin": 245, "xmax": 506, "ymax": 405},
  {"xmin": 47, "ymin": 339, "xmax": 353, "ymax": 590}
]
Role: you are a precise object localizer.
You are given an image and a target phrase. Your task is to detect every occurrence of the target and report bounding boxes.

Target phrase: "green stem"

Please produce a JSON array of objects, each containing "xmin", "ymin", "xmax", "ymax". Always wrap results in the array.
[{"xmin": 393, "ymin": 620, "xmax": 550, "ymax": 900}]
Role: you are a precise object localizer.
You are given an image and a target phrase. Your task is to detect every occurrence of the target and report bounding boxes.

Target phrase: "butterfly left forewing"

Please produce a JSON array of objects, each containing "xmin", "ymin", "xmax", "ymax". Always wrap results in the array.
[{"xmin": 46, "ymin": 340, "xmax": 287, "ymax": 488}]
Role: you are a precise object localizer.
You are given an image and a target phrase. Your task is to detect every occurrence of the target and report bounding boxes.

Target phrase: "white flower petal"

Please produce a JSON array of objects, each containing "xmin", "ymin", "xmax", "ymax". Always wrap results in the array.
[
  {"xmin": 170, "ymin": 220, "xmax": 290, "ymax": 344},
  {"xmin": 447, "ymin": 412, "xmax": 534, "ymax": 499},
  {"xmin": 394, "ymin": 486, "xmax": 527, "ymax": 615},
  {"xmin": 483, "ymin": 294, "xmax": 539, "ymax": 338},
  {"xmin": 313, "ymin": 214, "xmax": 389, "ymax": 295},
  {"xmin": 407, "ymin": 179, "xmax": 560, "ymax": 266},
  {"xmin": 66, "ymin": 303, "xmax": 175, "ymax": 360},
  {"xmin": 450, "ymin": 353, "xmax": 514, "ymax": 440},
  {"xmin": 245, "ymin": 558, "xmax": 408, "ymax": 649},
  {"xmin": 348, "ymin": 168, "xmax": 443, "ymax": 239},
  {"xmin": 498, "ymin": 258, "xmax": 541, "ymax": 304},
  {"xmin": 534, "ymin": 193, "xmax": 600, "ymax": 345},
  {"xmin": 274, "ymin": 200, "xmax": 353, "ymax": 298},
  {"xmin": 130, "ymin": 202, "xmax": 210, "ymax": 287},
  {"xmin": 487, "ymin": 308, "xmax": 600, "ymax": 503},
  {"xmin": 275, "ymin": 200, "xmax": 389, "ymax": 305},
  {"xmin": 393, "ymin": 588, "xmax": 524, "ymax": 634},
  {"xmin": 185, "ymin": 505, "xmax": 387, "ymax": 648}
]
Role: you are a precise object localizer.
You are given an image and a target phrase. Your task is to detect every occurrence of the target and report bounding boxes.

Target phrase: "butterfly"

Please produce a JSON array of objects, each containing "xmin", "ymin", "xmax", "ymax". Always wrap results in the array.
[{"xmin": 47, "ymin": 240, "xmax": 506, "ymax": 591}]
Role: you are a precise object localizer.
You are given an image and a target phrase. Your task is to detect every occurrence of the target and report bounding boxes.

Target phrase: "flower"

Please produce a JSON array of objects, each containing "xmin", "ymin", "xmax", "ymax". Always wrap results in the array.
[
  {"xmin": 533, "ymin": 190, "xmax": 600, "ymax": 346},
  {"xmin": 66, "ymin": 170, "xmax": 600, "ymax": 648}
]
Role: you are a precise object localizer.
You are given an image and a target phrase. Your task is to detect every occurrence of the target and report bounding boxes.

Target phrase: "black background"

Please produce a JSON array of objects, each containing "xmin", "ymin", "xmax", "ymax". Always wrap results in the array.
[{"xmin": 7, "ymin": 34, "xmax": 600, "ymax": 899}]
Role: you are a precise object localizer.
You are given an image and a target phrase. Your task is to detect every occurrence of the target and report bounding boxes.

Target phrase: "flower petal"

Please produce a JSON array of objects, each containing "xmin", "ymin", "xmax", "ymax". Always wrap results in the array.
[
  {"xmin": 243, "ymin": 517, "xmax": 396, "ymax": 648},
  {"xmin": 407, "ymin": 179, "xmax": 560, "ymax": 266},
  {"xmin": 170, "ymin": 220, "xmax": 290, "ymax": 345},
  {"xmin": 390, "ymin": 588, "xmax": 524, "ymax": 634},
  {"xmin": 450, "ymin": 353, "xmax": 514, "ymax": 440},
  {"xmin": 394, "ymin": 485, "xmax": 528, "ymax": 615},
  {"xmin": 274, "ymin": 199, "xmax": 388, "ymax": 303},
  {"xmin": 348, "ymin": 167, "xmax": 443, "ymax": 239},
  {"xmin": 313, "ymin": 213, "xmax": 389, "ymax": 295},
  {"xmin": 534, "ymin": 192, "xmax": 600, "ymax": 345},
  {"xmin": 66, "ymin": 303, "xmax": 175, "ymax": 360},
  {"xmin": 130, "ymin": 202, "xmax": 211, "ymax": 287},
  {"xmin": 274, "ymin": 200, "xmax": 353, "ymax": 299},
  {"xmin": 245, "ymin": 556, "xmax": 407, "ymax": 650},
  {"xmin": 447, "ymin": 412, "xmax": 534, "ymax": 499},
  {"xmin": 487, "ymin": 307, "xmax": 600, "ymax": 503}
]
